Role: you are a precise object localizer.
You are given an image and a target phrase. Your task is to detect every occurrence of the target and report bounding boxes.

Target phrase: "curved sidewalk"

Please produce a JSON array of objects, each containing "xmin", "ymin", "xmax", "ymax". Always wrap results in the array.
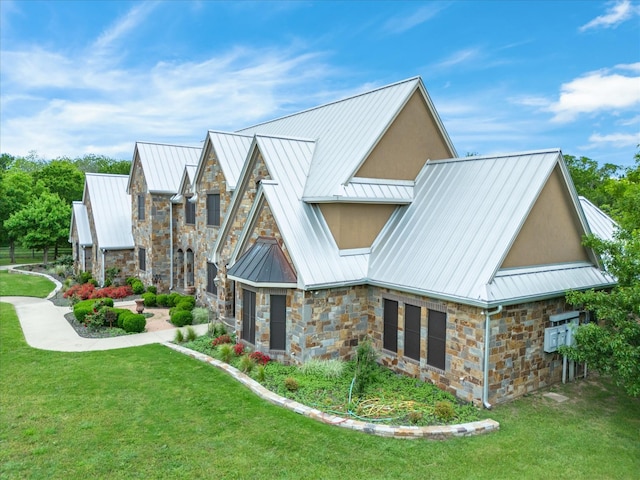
[{"xmin": 1, "ymin": 296, "xmax": 209, "ymax": 352}]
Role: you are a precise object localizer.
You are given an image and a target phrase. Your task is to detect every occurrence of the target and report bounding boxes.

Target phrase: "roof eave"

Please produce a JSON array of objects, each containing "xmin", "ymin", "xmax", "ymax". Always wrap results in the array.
[{"xmin": 227, "ymin": 275, "xmax": 297, "ymax": 289}]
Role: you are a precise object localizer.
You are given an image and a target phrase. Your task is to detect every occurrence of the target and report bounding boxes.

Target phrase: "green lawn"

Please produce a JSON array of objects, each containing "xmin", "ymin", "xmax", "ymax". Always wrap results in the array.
[
  {"xmin": 1, "ymin": 302, "xmax": 639, "ymax": 479},
  {"xmin": 0, "ymin": 270, "xmax": 55, "ymax": 298}
]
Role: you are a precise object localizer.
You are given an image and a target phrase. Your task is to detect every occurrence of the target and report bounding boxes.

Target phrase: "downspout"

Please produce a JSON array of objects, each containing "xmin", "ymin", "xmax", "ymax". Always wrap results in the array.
[
  {"xmin": 101, "ymin": 249, "xmax": 106, "ymax": 287},
  {"xmin": 169, "ymin": 204, "xmax": 173, "ymax": 290},
  {"xmin": 81, "ymin": 246, "xmax": 86, "ymax": 271},
  {"xmin": 482, "ymin": 305, "xmax": 503, "ymax": 409}
]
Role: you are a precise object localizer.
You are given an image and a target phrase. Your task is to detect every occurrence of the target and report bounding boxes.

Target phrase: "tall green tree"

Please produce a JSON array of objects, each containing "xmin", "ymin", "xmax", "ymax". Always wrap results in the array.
[
  {"xmin": 0, "ymin": 170, "xmax": 37, "ymax": 262},
  {"xmin": 32, "ymin": 159, "xmax": 85, "ymax": 205},
  {"xmin": 564, "ymin": 154, "xmax": 620, "ymax": 212},
  {"xmin": 3, "ymin": 192, "xmax": 71, "ymax": 265}
]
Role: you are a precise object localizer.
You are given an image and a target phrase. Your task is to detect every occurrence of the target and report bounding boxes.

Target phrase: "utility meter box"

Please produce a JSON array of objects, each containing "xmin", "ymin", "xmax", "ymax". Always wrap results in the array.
[{"xmin": 544, "ymin": 317, "xmax": 579, "ymax": 353}]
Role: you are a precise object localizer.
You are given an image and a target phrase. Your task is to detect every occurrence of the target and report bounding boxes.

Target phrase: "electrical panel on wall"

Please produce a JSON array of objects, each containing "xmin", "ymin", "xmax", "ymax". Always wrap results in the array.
[{"xmin": 544, "ymin": 312, "xmax": 580, "ymax": 353}]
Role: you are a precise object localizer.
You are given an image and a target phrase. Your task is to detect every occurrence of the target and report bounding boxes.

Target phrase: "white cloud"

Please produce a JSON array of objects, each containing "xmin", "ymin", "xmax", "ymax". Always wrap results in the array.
[
  {"xmin": 548, "ymin": 65, "xmax": 640, "ymax": 122},
  {"xmin": 433, "ymin": 48, "xmax": 482, "ymax": 69},
  {"xmin": 587, "ymin": 132, "xmax": 640, "ymax": 147},
  {"xmin": 579, "ymin": 0, "xmax": 640, "ymax": 31},
  {"xmin": 383, "ymin": 3, "xmax": 446, "ymax": 34},
  {"xmin": 93, "ymin": 1, "xmax": 159, "ymax": 55}
]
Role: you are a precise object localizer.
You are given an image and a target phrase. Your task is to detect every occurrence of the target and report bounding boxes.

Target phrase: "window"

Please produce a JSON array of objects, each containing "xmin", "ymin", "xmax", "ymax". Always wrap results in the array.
[
  {"xmin": 270, "ymin": 294, "xmax": 286, "ymax": 350},
  {"xmin": 207, "ymin": 262, "xmax": 217, "ymax": 295},
  {"xmin": 383, "ymin": 299, "xmax": 398, "ymax": 352},
  {"xmin": 207, "ymin": 193, "xmax": 220, "ymax": 226},
  {"xmin": 242, "ymin": 289, "xmax": 256, "ymax": 344},
  {"xmin": 427, "ymin": 309, "xmax": 446, "ymax": 370},
  {"xmin": 185, "ymin": 197, "xmax": 196, "ymax": 225},
  {"xmin": 75, "ymin": 242, "xmax": 79, "ymax": 261},
  {"xmin": 137, "ymin": 194, "xmax": 145, "ymax": 221},
  {"xmin": 139, "ymin": 247, "xmax": 146, "ymax": 271},
  {"xmin": 404, "ymin": 304, "xmax": 421, "ymax": 361}
]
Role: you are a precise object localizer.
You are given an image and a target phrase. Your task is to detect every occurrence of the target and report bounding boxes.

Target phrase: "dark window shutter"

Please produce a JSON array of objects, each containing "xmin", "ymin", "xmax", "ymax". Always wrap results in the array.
[
  {"xmin": 427, "ymin": 310, "xmax": 446, "ymax": 370},
  {"xmin": 139, "ymin": 247, "xmax": 146, "ymax": 271},
  {"xmin": 404, "ymin": 304, "xmax": 421, "ymax": 361},
  {"xmin": 242, "ymin": 289, "xmax": 256, "ymax": 344},
  {"xmin": 207, "ymin": 262, "xmax": 217, "ymax": 295},
  {"xmin": 270, "ymin": 294, "xmax": 286, "ymax": 350},
  {"xmin": 185, "ymin": 199, "xmax": 196, "ymax": 224},
  {"xmin": 207, "ymin": 194, "xmax": 220, "ymax": 226},
  {"xmin": 383, "ymin": 299, "xmax": 398, "ymax": 352}
]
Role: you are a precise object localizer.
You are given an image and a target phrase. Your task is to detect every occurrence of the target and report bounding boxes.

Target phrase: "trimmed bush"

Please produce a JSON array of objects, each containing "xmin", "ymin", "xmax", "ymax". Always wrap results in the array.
[
  {"xmin": 142, "ymin": 292, "xmax": 157, "ymax": 307},
  {"xmin": 74, "ymin": 305, "xmax": 93, "ymax": 323},
  {"xmin": 108, "ymin": 308, "xmax": 129, "ymax": 327},
  {"xmin": 146, "ymin": 285, "xmax": 157, "ymax": 294},
  {"xmin": 171, "ymin": 310, "xmax": 193, "ymax": 327},
  {"xmin": 168, "ymin": 292, "xmax": 183, "ymax": 308},
  {"xmin": 126, "ymin": 277, "xmax": 137, "ymax": 286},
  {"xmin": 131, "ymin": 280, "xmax": 145, "ymax": 295},
  {"xmin": 156, "ymin": 294, "xmax": 169, "ymax": 307},
  {"xmin": 175, "ymin": 296, "xmax": 195, "ymax": 311},
  {"xmin": 123, "ymin": 314, "xmax": 146, "ymax": 333},
  {"xmin": 101, "ymin": 298, "xmax": 114, "ymax": 308},
  {"xmin": 117, "ymin": 311, "xmax": 135, "ymax": 329}
]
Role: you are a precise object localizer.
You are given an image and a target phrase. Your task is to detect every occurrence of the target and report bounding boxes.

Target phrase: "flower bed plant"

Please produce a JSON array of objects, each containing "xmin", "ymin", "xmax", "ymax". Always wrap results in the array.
[{"xmin": 183, "ymin": 332, "xmax": 479, "ymax": 427}]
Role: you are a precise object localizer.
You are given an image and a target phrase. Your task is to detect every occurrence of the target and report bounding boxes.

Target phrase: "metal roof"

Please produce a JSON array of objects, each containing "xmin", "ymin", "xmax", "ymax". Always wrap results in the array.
[
  {"xmin": 229, "ymin": 134, "xmax": 369, "ymax": 287},
  {"xmin": 202, "ymin": 131, "xmax": 253, "ymax": 191},
  {"xmin": 579, "ymin": 196, "xmax": 617, "ymax": 241},
  {"xmin": 84, "ymin": 174, "xmax": 134, "ymax": 250},
  {"xmin": 69, "ymin": 201, "xmax": 92, "ymax": 245},
  {"xmin": 488, "ymin": 263, "xmax": 615, "ymax": 305},
  {"xmin": 304, "ymin": 178, "xmax": 414, "ymax": 204},
  {"xmin": 237, "ymin": 77, "xmax": 455, "ymax": 199},
  {"xmin": 227, "ymin": 237, "xmax": 297, "ymax": 288},
  {"xmin": 369, "ymin": 149, "xmax": 589, "ymax": 305},
  {"xmin": 129, "ymin": 142, "xmax": 202, "ymax": 194}
]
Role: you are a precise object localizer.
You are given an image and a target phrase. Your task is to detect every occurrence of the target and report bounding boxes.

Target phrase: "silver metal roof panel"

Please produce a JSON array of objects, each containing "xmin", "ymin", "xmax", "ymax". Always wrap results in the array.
[
  {"xmin": 85, "ymin": 174, "xmax": 134, "ymax": 250},
  {"xmin": 238, "ymin": 78, "xmax": 439, "ymax": 199},
  {"xmin": 206, "ymin": 131, "xmax": 253, "ymax": 190},
  {"xmin": 579, "ymin": 196, "xmax": 617, "ymax": 241},
  {"xmin": 133, "ymin": 142, "xmax": 202, "ymax": 194},
  {"xmin": 70, "ymin": 201, "xmax": 92, "ymax": 245}
]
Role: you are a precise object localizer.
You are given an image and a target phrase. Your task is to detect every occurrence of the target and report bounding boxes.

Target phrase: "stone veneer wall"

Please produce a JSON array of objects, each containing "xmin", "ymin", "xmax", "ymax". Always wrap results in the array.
[
  {"xmin": 103, "ymin": 249, "xmax": 136, "ymax": 284},
  {"xmin": 369, "ymin": 286, "xmax": 572, "ymax": 405}
]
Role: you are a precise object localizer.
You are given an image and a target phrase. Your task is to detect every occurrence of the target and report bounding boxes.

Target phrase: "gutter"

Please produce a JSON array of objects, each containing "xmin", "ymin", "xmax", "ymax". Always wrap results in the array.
[
  {"xmin": 481, "ymin": 305, "xmax": 502, "ymax": 409},
  {"xmin": 169, "ymin": 203, "xmax": 173, "ymax": 290},
  {"xmin": 101, "ymin": 249, "xmax": 106, "ymax": 287}
]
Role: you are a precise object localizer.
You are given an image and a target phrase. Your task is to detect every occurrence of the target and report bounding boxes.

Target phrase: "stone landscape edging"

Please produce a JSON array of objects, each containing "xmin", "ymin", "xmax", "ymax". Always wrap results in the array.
[{"xmin": 164, "ymin": 342, "xmax": 500, "ymax": 440}]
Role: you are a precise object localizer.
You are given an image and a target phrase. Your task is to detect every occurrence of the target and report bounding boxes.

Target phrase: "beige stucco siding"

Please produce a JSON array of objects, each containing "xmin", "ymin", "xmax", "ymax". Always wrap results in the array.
[
  {"xmin": 319, "ymin": 203, "xmax": 396, "ymax": 249},
  {"xmin": 354, "ymin": 90, "xmax": 454, "ymax": 180},
  {"xmin": 502, "ymin": 166, "xmax": 590, "ymax": 268}
]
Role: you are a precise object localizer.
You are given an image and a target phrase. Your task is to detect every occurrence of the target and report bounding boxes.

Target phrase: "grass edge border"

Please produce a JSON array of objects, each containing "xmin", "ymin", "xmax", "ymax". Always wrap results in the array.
[{"xmin": 164, "ymin": 342, "xmax": 500, "ymax": 440}]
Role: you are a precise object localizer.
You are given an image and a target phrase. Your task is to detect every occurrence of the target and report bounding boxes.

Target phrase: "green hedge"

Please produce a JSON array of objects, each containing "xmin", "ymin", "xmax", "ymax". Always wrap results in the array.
[
  {"xmin": 123, "ymin": 314, "xmax": 146, "ymax": 333},
  {"xmin": 171, "ymin": 310, "xmax": 193, "ymax": 327},
  {"xmin": 142, "ymin": 292, "xmax": 157, "ymax": 307}
]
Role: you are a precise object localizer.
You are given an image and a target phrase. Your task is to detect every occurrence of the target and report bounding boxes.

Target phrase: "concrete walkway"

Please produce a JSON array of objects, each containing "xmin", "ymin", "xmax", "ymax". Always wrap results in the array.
[{"xmin": 0, "ymin": 266, "xmax": 208, "ymax": 352}]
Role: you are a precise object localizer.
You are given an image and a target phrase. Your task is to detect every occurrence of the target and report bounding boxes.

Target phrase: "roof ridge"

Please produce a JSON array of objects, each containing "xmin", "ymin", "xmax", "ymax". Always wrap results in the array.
[
  {"xmin": 136, "ymin": 141, "xmax": 202, "ymax": 149},
  {"xmin": 255, "ymin": 133, "xmax": 316, "ymax": 143},
  {"xmin": 428, "ymin": 148, "xmax": 562, "ymax": 165},
  {"xmin": 85, "ymin": 172, "xmax": 129, "ymax": 178},
  {"xmin": 237, "ymin": 77, "xmax": 421, "ymax": 132}
]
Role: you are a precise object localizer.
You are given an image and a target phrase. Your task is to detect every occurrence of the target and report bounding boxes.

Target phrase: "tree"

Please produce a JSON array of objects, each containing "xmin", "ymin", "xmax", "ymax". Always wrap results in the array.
[
  {"xmin": 0, "ymin": 170, "xmax": 36, "ymax": 262},
  {"xmin": 564, "ymin": 154, "xmax": 620, "ymax": 211},
  {"xmin": 562, "ymin": 228, "xmax": 640, "ymax": 396},
  {"xmin": 32, "ymin": 159, "xmax": 85, "ymax": 205},
  {"xmin": 3, "ymin": 192, "xmax": 71, "ymax": 265}
]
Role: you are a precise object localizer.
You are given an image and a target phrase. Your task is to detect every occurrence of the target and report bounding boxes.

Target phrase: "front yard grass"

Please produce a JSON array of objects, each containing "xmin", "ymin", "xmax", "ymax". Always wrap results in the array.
[
  {"xmin": 2, "ymin": 301, "xmax": 639, "ymax": 479},
  {"xmin": 0, "ymin": 270, "xmax": 55, "ymax": 298}
]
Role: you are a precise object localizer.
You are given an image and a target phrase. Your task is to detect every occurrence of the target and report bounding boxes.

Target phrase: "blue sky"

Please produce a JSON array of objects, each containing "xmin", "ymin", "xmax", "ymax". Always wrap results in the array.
[{"xmin": 1, "ymin": 1, "xmax": 639, "ymax": 167}]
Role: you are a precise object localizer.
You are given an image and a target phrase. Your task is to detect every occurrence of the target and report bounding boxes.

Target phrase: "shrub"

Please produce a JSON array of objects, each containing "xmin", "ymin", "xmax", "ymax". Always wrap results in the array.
[
  {"xmin": 300, "ymin": 359, "xmax": 344, "ymax": 378},
  {"xmin": 217, "ymin": 343, "xmax": 234, "ymax": 363},
  {"xmin": 175, "ymin": 297, "xmax": 195, "ymax": 311},
  {"xmin": 64, "ymin": 282, "xmax": 95, "ymax": 300},
  {"xmin": 434, "ymin": 401, "xmax": 455, "ymax": 421},
  {"xmin": 168, "ymin": 292, "xmax": 183, "ymax": 307},
  {"xmin": 142, "ymin": 292, "xmax": 157, "ymax": 307},
  {"xmin": 73, "ymin": 305, "xmax": 93, "ymax": 323},
  {"xmin": 353, "ymin": 338, "xmax": 379, "ymax": 396},
  {"xmin": 84, "ymin": 310, "xmax": 105, "ymax": 330},
  {"xmin": 126, "ymin": 277, "xmax": 137, "ymax": 286},
  {"xmin": 156, "ymin": 294, "xmax": 169, "ymax": 307},
  {"xmin": 407, "ymin": 411, "xmax": 424, "ymax": 425},
  {"xmin": 76, "ymin": 271, "xmax": 93, "ymax": 285},
  {"xmin": 212, "ymin": 334, "xmax": 232, "ymax": 347},
  {"xmin": 185, "ymin": 326, "xmax": 197, "ymax": 342},
  {"xmin": 108, "ymin": 308, "xmax": 129, "ymax": 328},
  {"xmin": 255, "ymin": 364, "xmax": 267, "ymax": 383},
  {"xmin": 284, "ymin": 377, "xmax": 299, "ymax": 392},
  {"xmin": 89, "ymin": 278, "xmax": 98, "ymax": 287},
  {"xmin": 171, "ymin": 310, "xmax": 193, "ymax": 327},
  {"xmin": 249, "ymin": 351, "xmax": 271, "ymax": 365},
  {"xmin": 117, "ymin": 311, "xmax": 133, "ymax": 329},
  {"xmin": 239, "ymin": 355, "xmax": 256, "ymax": 374},
  {"xmin": 123, "ymin": 313, "xmax": 146, "ymax": 333},
  {"xmin": 89, "ymin": 285, "xmax": 133, "ymax": 300},
  {"xmin": 174, "ymin": 329, "xmax": 185, "ymax": 343},
  {"xmin": 210, "ymin": 322, "xmax": 227, "ymax": 338},
  {"xmin": 192, "ymin": 307, "xmax": 209, "ymax": 324},
  {"xmin": 146, "ymin": 285, "xmax": 157, "ymax": 294},
  {"xmin": 99, "ymin": 298, "xmax": 114, "ymax": 308},
  {"xmin": 131, "ymin": 280, "xmax": 145, "ymax": 295},
  {"xmin": 233, "ymin": 343, "xmax": 245, "ymax": 356}
]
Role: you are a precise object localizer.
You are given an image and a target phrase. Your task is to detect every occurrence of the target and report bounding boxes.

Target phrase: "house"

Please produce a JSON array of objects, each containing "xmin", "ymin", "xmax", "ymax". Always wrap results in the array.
[
  {"xmin": 69, "ymin": 173, "xmax": 135, "ymax": 285},
  {"xmin": 206, "ymin": 78, "xmax": 615, "ymax": 406},
  {"xmin": 126, "ymin": 141, "xmax": 202, "ymax": 292},
  {"xmin": 70, "ymin": 76, "xmax": 617, "ymax": 406}
]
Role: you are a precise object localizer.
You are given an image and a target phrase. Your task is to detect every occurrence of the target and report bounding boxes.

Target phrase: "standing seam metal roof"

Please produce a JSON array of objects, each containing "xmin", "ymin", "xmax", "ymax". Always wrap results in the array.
[
  {"xmin": 69, "ymin": 201, "xmax": 92, "ymax": 245},
  {"xmin": 84, "ymin": 174, "xmax": 134, "ymax": 249},
  {"xmin": 130, "ymin": 142, "xmax": 202, "ymax": 194},
  {"xmin": 579, "ymin": 196, "xmax": 617, "ymax": 241}
]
